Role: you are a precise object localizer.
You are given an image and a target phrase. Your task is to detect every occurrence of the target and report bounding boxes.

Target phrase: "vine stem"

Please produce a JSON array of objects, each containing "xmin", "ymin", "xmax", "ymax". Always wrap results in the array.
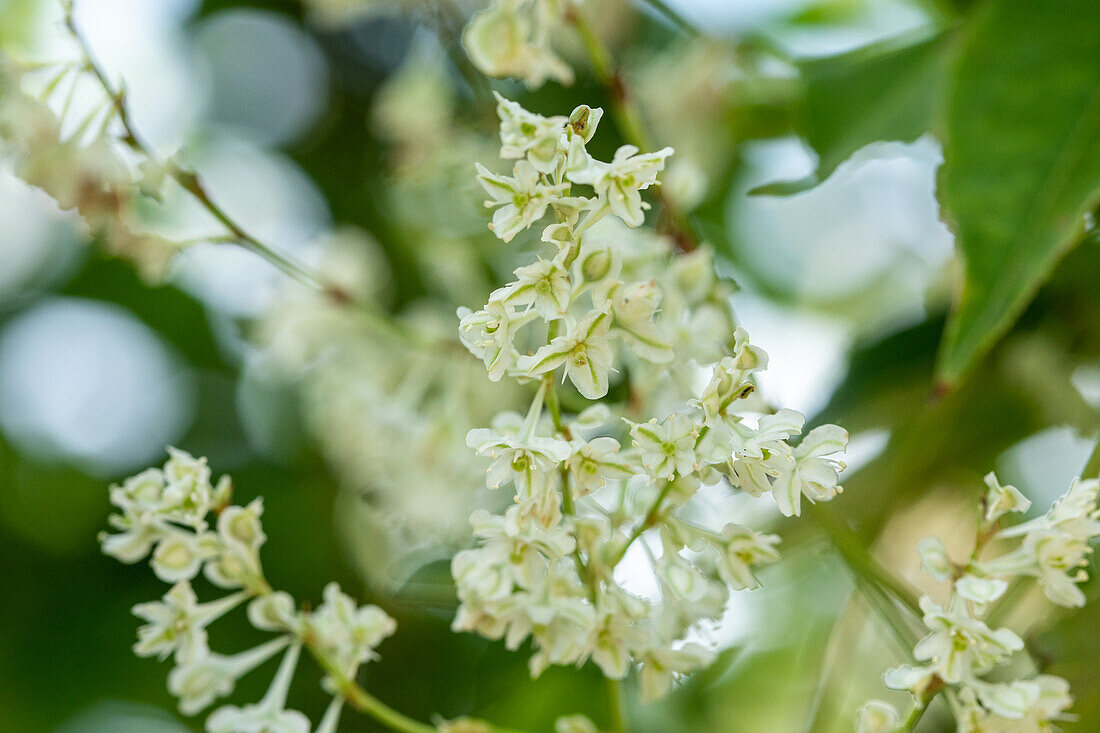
[
  {"xmin": 62, "ymin": 1, "xmax": 447, "ymax": 351},
  {"xmin": 605, "ymin": 676, "xmax": 628, "ymax": 733},
  {"xmin": 637, "ymin": 0, "xmax": 702, "ymax": 36},
  {"xmin": 1084, "ymin": 437, "xmax": 1100, "ymax": 479},
  {"xmin": 806, "ymin": 504, "xmax": 923, "ymax": 618},
  {"xmin": 564, "ymin": 3, "xmax": 700, "ymax": 254}
]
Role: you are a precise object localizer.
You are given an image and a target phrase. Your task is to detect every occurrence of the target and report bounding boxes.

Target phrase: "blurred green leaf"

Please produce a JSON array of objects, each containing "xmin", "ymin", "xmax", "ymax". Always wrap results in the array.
[
  {"xmin": 935, "ymin": 0, "xmax": 1100, "ymax": 386},
  {"xmin": 750, "ymin": 32, "xmax": 951, "ymax": 195}
]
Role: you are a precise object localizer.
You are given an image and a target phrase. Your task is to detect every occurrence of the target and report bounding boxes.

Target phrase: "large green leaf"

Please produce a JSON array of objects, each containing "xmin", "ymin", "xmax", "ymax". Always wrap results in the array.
[
  {"xmin": 935, "ymin": 0, "xmax": 1100, "ymax": 386},
  {"xmin": 750, "ymin": 31, "xmax": 951, "ymax": 195}
]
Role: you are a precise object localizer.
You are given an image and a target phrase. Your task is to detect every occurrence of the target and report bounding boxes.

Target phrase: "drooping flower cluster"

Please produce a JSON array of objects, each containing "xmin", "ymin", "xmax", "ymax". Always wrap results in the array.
[
  {"xmin": 0, "ymin": 53, "xmax": 184, "ymax": 278},
  {"xmin": 463, "ymin": 0, "xmax": 576, "ymax": 88},
  {"xmin": 453, "ymin": 95, "xmax": 849, "ymax": 700},
  {"xmin": 101, "ymin": 450, "xmax": 397, "ymax": 732},
  {"xmin": 859, "ymin": 473, "xmax": 1100, "ymax": 731}
]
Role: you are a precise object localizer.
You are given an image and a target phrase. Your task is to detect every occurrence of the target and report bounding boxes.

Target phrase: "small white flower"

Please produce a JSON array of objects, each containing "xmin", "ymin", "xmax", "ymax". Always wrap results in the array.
[
  {"xmin": 983, "ymin": 472, "xmax": 1031, "ymax": 523},
  {"xmin": 477, "ymin": 160, "xmax": 566, "ymax": 242},
  {"xmin": 713, "ymin": 523, "xmax": 781, "ymax": 591},
  {"xmin": 627, "ymin": 413, "xmax": 697, "ymax": 480},
  {"xmin": 771, "ymin": 424, "xmax": 847, "ymax": 517},
  {"xmin": 493, "ymin": 92, "xmax": 567, "ymax": 173},
  {"xmin": 917, "ymin": 536, "xmax": 954, "ymax": 582},
  {"xmin": 151, "ymin": 528, "xmax": 218, "ymax": 583},
  {"xmin": 637, "ymin": 642, "xmax": 714, "ymax": 702},
  {"xmin": 458, "ymin": 301, "xmax": 521, "ymax": 382},
  {"xmin": 566, "ymin": 436, "xmax": 633, "ymax": 497},
  {"xmin": 855, "ymin": 700, "xmax": 900, "ymax": 733},
  {"xmin": 954, "ymin": 574, "xmax": 1008, "ymax": 605},
  {"xmin": 310, "ymin": 583, "xmax": 397, "ymax": 678},
  {"xmin": 466, "ymin": 426, "xmax": 572, "ymax": 495},
  {"xmin": 518, "ymin": 309, "xmax": 616, "ymax": 399},
  {"xmin": 494, "ymin": 257, "xmax": 572, "ymax": 320},
  {"xmin": 913, "ymin": 596, "xmax": 1023, "ymax": 684},
  {"xmin": 168, "ymin": 636, "xmax": 291, "ymax": 715},
  {"xmin": 206, "ymin": 644, "xmax": 309, "ymax": 733},
  {"xmin": 132, "ymin": 581, "xmax": 248, "ymax": 663},
  {"xmin": 569, "ymin": 145, "xmax": 674, "ymax": 227}
]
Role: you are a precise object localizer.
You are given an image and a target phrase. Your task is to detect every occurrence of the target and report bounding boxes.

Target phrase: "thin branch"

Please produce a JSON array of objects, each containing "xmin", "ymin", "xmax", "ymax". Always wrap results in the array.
[
  {"xmin": 636, "ymin": 0, "xmax": 701, "ymax": 36},
  {"xmin": 807, "ymin": 504, "xmax": 923, "ymax": 618},
  {"xmin": 564, "ymin": 4, "xmax": 700, "ymax": 254}
]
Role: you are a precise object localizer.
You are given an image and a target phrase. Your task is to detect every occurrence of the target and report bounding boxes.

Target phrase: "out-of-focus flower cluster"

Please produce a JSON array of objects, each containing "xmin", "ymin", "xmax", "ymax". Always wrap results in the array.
[
  {"xmin": 859, "ymin": 473, "xmax": 1100, "ymax": 731},
  {"xmin": 0, "ymin": 54, "xmax": 183, "ymax": 278},
  {"xmin": 101, "ymin": 450, "xmax": 396, "ymax": 731},
  {"xmin": 452, "ymin": 94, "xmax": 849, "ymax": 699}
]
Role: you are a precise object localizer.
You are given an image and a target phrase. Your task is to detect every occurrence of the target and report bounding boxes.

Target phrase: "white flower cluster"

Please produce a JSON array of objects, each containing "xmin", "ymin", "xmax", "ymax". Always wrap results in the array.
[
  {"xmin": 453, "ymin": 95, "xmax": 848, "ymax": 700},
  {"xmin": 0, "ymin": 55, "xmax": 182, "ymax": 278},
  {"xmin": 464, "ymin": 0, "xmax": 576, "ymax": 88},
  {"xmin": 859, "ymin": 473, "xmax": 1100, "ymax": 732},
  {"xmin": 101, "ymin": 450, "xmax": 397, "ymax": 732}
]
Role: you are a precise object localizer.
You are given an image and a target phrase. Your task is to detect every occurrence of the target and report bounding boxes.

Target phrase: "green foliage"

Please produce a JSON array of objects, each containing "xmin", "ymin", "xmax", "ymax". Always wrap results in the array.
[
  {"xmin": 750, "ymin": 31, "xmax": 950, "ymax": 196},
  {"xmin": 758, "ymin": 0, "xmax": 1100, "ymax": 388},
  {"xmin": 935, "ymin": 0, "xmax": 1100, "ymax": 386}
]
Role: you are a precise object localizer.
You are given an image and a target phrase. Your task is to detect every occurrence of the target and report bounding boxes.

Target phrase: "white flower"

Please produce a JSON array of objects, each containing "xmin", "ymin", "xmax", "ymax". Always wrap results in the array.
[
  {"xmin": 206, "ymin": 644, "xmax": 309, "ymax": 733},
  {"xmin": 310, "ymin": 583, "xmax": 397, "ymax": 678},
  {"xmin": 517, "ymin": 309, "xmax": 616, "ymax": 399},
  {"xmin": 917, "ymin": 536, "xmax": 954, "ymax": 582},
  {"xmin": 151, "ymin": 528, "xmax": 218, "ymax": 583},
  {"xmin": 247, "ymin": 592, "xmax": 300, "ymax": 633},
  {"xmin": 466, "ymin": 425, "xmax": 572, "ymax": 495},
  {"xmin": 132, "ymin": 581, "xmax": 248, "ymax": 663},
  {"xmin": 168, "ymin": 636, "xmax": 291, "ymax": 715},
  {"xmin": 598, "ymin": 279, "xmax": 674, "ymax": 364},
  {"xmin": 477, "ymin": 160, "xmax": 566, "ymax": 242},
  {"xmin": 204, "ymin": 499, "xmax": 266, "ymax": 590},
  {"xmin": 771, "ymin": 424, "xmax": 847, "ymax": 517},
  {"xmin": 1024, "ymin": 529, "xmax": 1093, "ymax": 608},
  {"xmin": 458, "ymin": 301, "xmax": 520, "ymax": 382},
  {"xmin": 912, "ymin": 596, "xmax": 1023, "ymax": 684},
  {"xmin": 695, "ymin": 352, "xmax": 765, "ymax": 428},
  {"xmin": 569, "ymin": 145, "xmax": 674, "ymax": 227},
  {"xmin": 713, "ymin": 524, "xmax": 781, "ymax": 591},
  {"xmin": 954, "ymin": 574, "xmax": 1008, "ymax": 605},
  {"xmin": 957, "ymin": 676, "xmax": 1073, "ymax": 732},
  {"xmin": 983, "ymin": 472, "xmax": 1031, "ymax": 523},
  {"xmin": 493, "ymin": 92, "xmax": 567, "ymax": 173},
  {"xmin": 882, "ymin": 663, "xmax": 938, "ymax": 700},
  {"xmin": 637, "ymin": 642, "xmax": 714, "ymax": 701},
  {"xmin": 160, "ymin": 448, "xmax": 216, "ymax": 526},
  {"xmin": 566, "ymin": 436, "xmax": 634, "ymax": 497},
  {"xmin": 627, "ymin": 413, "xmax": 697, "ymax": 479},
  {"xmin": 855, "ymin": 700, "xmax": 900, "ymax": 733},
  {"xmin": 494, "ymin": 257, "xmax": 572, "ymax": 320}
]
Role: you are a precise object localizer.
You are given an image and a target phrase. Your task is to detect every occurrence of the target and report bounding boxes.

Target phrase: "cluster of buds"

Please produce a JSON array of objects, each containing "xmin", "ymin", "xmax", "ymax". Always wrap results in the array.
[
  {"xmin": 453, "ymin": 95, "xmax": 848, "ymax": 700},
  {"xmin": 859, "ymin": 473, "xmax": 1100, "ymax": 731},
  {"xmin": 101, "ymin": 450, "xmax": 397, "ymax": 732}
]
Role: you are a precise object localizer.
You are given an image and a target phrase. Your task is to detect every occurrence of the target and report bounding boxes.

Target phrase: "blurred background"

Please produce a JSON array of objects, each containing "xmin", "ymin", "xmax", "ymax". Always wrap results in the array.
[{"xmin": 0, "ymin": 0, "xmax": 1097, "ymax": 730}]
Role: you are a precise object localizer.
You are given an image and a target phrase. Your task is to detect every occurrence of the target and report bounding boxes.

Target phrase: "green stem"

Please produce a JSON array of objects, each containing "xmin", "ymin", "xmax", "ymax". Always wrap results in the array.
[
  {"xmin": 807, "ymin": 504, "xmax": 923, "ymax": 618},
  {"xmin": 564, "ymin": 4, "xmax": 699, "ymax": 253},
  {"xmin": 638, "ymin": 0, "xmax": 701, "ymax": 36},
  {"xmin": 605, "ymin": 676, "xmax": 629, "ymax": 733},
  {"xmin": 855, "ymin": 575, "xmax": 918, "ymax": 658},
  {"xmin": 610, "ymin": 480, "xmax": 674, "ymax": 568},
  {"xmin": 1084, "ymin": 437, "xmax": 1100, "ymax": 479}
]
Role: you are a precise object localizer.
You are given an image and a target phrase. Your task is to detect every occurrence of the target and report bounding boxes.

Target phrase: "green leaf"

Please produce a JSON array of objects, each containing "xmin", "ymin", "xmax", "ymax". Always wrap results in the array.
[
  {"xmin": 935, "ymin": 0, "xmax": 1100, "ymax": 386},
  {"xmin": 749, "ymin": 31, "xmax": 951, "ymax": 195}
]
